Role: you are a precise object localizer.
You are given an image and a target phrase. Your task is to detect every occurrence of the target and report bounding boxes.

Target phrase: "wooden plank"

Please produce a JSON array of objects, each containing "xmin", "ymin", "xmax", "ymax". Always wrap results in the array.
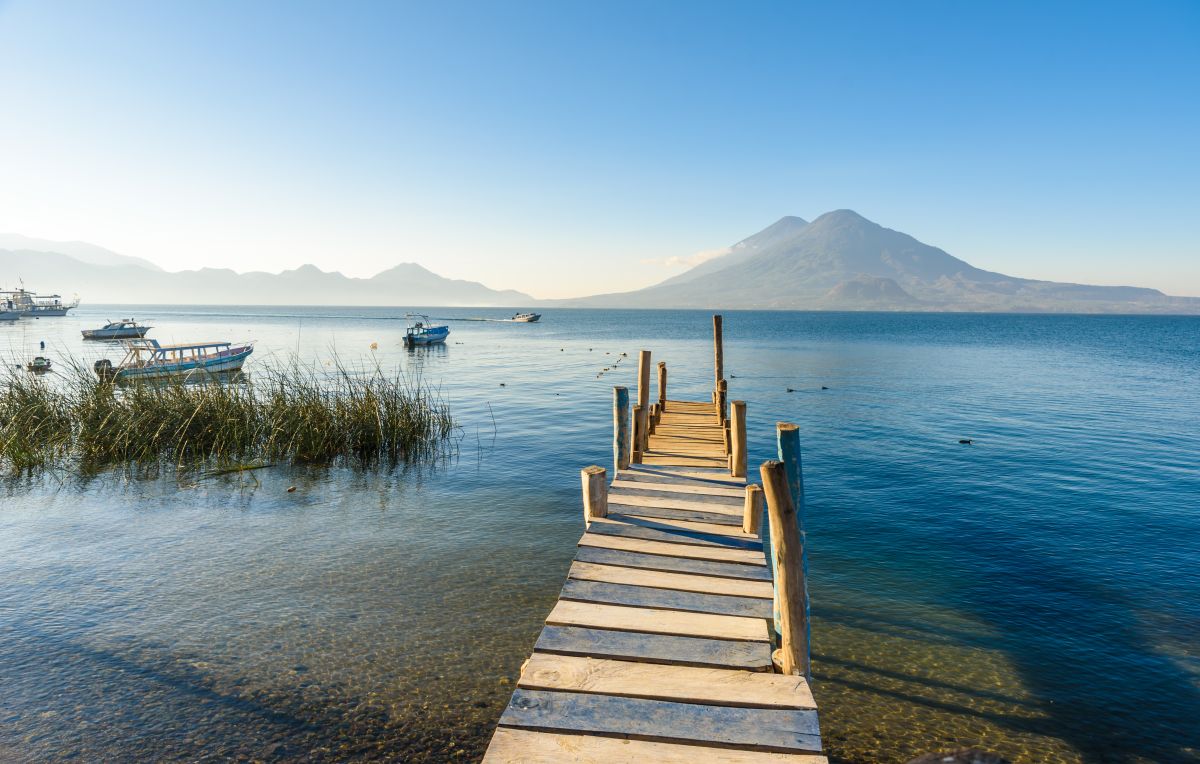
[
  {"xmin": 588, "ymin": 518, "xmax": 763, "ymax": 550},
  {"xmin": 518, "ymin": 653, "xmax": 816, "ymax": 709},
  {"xmin": 569, "ymin": 561, "xmax": 774, "ymax": 599},
  {"xmin": 605, "ymin": 512, "xmax": 753, "ymax": 538},
  {"xmin": 485, "ymin": 728, "xmax": 829, "ymax": 764},
  {"xmin": 546, "ymin": 601, "xmax": 769, "ymax": 642},
  {"xmin": 579, "ymin": 532, "xmax": 768, "ymax": 566},
  {"xmin": 611, "ymin": 478, "xmax": 746, "ymax": 499},
  {"xmin": 607, "ymin": 503, "xmax": 742, "ymax": 527},
  {"xmin": 609, "ymin": 487, "xmax": 744, "ymax": 508},
  {"xmin": 498, "ymin": 689, "xmax": 822, "ymax": 752},
  {"xmin": 620, "ymin": 467, "xmax": 745, "ymax": 483},
  {"xmin": 574, "ymin": 546, "xmax": 772, "ymax": 581},
  {"xmin": 534, "ymin": 625, "xmax": 772, "ymax": 670},
  {"xmin": 642, "ymin": 455, "xmax": 728, "ymax": 467},
  {"xmin": 560, "ymin": 578, "xmax": 773, "ymax": 619}
]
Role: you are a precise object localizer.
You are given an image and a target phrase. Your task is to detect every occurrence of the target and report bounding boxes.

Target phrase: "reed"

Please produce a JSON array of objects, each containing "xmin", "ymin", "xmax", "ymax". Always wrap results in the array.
[{"xmin": 0, "ymin": 359, "xmax": 454, "ymax": 474}]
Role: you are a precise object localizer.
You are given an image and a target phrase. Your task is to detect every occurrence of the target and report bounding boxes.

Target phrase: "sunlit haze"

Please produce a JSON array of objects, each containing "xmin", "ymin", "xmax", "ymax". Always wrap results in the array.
[{"xmin": 1, "ymin": 1, "xmax": 1197, "ymax": 298}]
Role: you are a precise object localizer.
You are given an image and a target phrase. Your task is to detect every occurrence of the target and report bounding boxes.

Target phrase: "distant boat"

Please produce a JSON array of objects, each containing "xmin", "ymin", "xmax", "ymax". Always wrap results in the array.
[
  {"xmin": 511, "ymin": 312, "xmax": 541, "ymax": 323},
  {"xmin": 0, "ymin": 297, "xmax": 20, "ymax": 322},
  {"xmin": 26, "ymin": 356, "xmax": 52, "ymax": 373},
  {"xmin": 3, "ymin": 288, "xmax": 79, "ymax": 317},
  {"xmin": 82, "ymin": 318, "xmax": 151, "ymax": 340},
  {"xmin": 403, "ymin": 314, "xmax": 450, "ymax": 346},
  {"xmin": 94, "ymin": 339, "xmax": 253, "ymax": 381}
]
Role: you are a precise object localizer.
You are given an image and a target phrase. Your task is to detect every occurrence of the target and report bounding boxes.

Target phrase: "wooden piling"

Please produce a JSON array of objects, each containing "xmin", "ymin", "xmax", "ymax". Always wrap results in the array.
[
  {"xmin": 581, "ymin": 466, "xmax": 608, "ymax": 524},
  {"xmin": 712, "ymin": 314, "xmax": 724, "ymax": 393},
  {"xmin": 730, "ymin": 400, "xmax": 747, "ymax": 478},
  {"xmin": 657, "ymin": 361, "xmax": 667, "ymax": 411},
  {"xmin": 631, "ymin": 404, "xmax": 644, "ymax": 463},
  {"xmin": 636, "ymin": 350, "xmax": 652, "ymax": 452},
  {"xmin": 760, "ymin": 460, "xmax": 809, "ymax": 679},
  {"xmin": 776, "ymin": 421, "xmax": 809, "ymax": 674},
  {"xmin": 742, "ymin": 484, "xmax": 763, "ymax": 535},
  {"xmin": 716, "ymin": 379, "xmax": 728, "ymax": 422},
  {"xmin": 612, "ymin": 386, "xmax": 630, "ymax": 473},
  {"xmin": 648, "ymin": 403, "xmax": 659, "ymax": 434}
]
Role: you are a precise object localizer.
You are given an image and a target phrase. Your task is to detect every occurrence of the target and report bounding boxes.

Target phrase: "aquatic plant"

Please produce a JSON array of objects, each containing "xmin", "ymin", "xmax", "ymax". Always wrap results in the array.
[{"xmin": 0, "ymin": 360, "xmax": 454, "ymax": 474}]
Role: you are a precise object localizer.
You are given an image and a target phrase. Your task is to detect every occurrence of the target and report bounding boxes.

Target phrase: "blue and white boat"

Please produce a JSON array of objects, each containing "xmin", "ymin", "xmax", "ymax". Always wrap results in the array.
[
  {"xmin": 94, "ymin": 339, "xmax": 254, "ymax": 381},
  {"xmin": 403, "ymin": 314, "xmax": 450, "ymax": 347}
]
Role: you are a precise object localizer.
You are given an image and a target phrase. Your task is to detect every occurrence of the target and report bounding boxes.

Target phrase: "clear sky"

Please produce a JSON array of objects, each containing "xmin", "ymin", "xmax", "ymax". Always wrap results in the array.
[{"xmin": 1, "ymin": 1, "xmax": 1197, "ymax": 298}]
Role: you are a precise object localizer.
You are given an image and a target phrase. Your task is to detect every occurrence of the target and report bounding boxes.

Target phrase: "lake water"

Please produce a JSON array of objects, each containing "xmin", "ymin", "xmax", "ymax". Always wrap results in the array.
[{"xmin": 0, "ymin": 307, "xmax": 1197, "ymax": 763}]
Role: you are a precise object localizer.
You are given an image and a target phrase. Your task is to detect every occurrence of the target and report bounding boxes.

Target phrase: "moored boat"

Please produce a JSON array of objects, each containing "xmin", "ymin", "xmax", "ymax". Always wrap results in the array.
[
  {"xmin": 403, "ymin": 314, "xmax": 450, "ymax": 346},
  {"xmin": 94, "ymin": 339, "xmax": 253, "ymax": 381},
  {"xmin": 510, "ymin": 312, "xmax": 541, "ymax": 322},
  {"xmin": 26, "ymin": 356, "xmax": 52, "ymax": 373},
  {"xmin": 3, "ymin": 288, "xmax": 79, "ymax": 316},
  {"xmin": 83, "ymin": 318, "xmax": 152, "ymax": 340}
]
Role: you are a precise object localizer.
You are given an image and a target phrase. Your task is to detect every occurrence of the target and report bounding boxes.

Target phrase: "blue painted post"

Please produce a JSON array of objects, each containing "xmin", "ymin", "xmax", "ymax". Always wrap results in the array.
[
  {"xmin": 613, "ymin": 386, "xmax": 630, "ymax": 473},
  {"xmin": 774, "ymin": 422, "xmax": 809, "ymax": 679}
]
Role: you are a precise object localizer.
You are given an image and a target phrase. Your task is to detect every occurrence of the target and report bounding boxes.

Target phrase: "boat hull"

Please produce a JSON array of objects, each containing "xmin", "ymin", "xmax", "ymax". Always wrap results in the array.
[
  {"xmin": 105, "ymin": 347, "xmax": 254, "ymax": 381},
  {"xmin": 403, "ymin": 327, "xmax": 450, "ymax": 346},
  {"xmin": 28, "ymin": 308, "xmax": 73, "ymax": 317},
  {"xmin": 0, "ymin": 310, "xmax": 21, "ymax": 322},
  {"xmin": 83, "ymin": 328, "xmax": 151, "ymax": 340}
]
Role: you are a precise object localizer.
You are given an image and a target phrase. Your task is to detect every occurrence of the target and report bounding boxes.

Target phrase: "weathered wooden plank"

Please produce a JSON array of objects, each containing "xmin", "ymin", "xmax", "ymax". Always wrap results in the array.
[
  {"xmin": 605, "ymin": 512, "xmax": 753, "ymax": 538},
  {"xmin": 484, "ymin": 728, "xmax": 829, "ymax": 763},
  {"xmin": 578, "ymin": 532, "xmax": 768, "ymax": 566},
  {"xmin": 534, "ymin": 625, "xmax": 772, "ymax": 670},
  {"xmin": 574, "ymin": 546, "xmax": 772, "ymax": 580},
  {"xmin": 588, "ymin": 518, "xmax": 763, "ymax": 550},
  {"xmin": 569, "ymin": 561, "xmax": 774, "ymax": 599},
  {"xmin": 620, "ymin": 467, "xmax": 745, "ymax": 484},
  {"xmin": 518, "ymin": 653, "xmax": 816, "ymax": 708},
  {"xmin": 560, "ymin": 578, "xmax": 773, "ymax": 618},
  {"xmin": 607, "ymin": 502, "xmax": 742, "ymax": 527},
  {"xmin": 546, "ymin": 601, "xmax": 769, "ymax": 642},
  {"xmin": 610, "ymin": 478, "xmax": 746, "ymax": 499},
  {"xmin": 498, "ymin": 690, "xmax": 822, "ymax": 752},
  {"xmin": 609, "ymin": 486, "xmax": 743, "ymax": 508},
  {"xmin": 642, "ymin": 455, "xmax": 729, "ymax": 467}
]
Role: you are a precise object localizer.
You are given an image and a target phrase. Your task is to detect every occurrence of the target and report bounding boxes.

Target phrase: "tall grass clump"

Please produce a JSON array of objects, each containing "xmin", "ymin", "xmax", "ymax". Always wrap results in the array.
[{"xmin": 0, "ymin": 359, "xmax": 454, "ymax": 474}]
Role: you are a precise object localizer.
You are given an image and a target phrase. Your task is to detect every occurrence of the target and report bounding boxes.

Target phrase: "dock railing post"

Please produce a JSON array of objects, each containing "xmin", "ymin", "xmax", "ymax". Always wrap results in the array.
[
  {"xmin": 716, "ymin": 378, "xmax": 728, "ymax": 422},
  {"xmin": 730, "ymin": 400, "xmax": 747, "ymax": 477},
  {"xmin": 742, "ymin": 484, "xmax": 763, "ymax": 535},
  {"xmin": 612, "ymin": 386, "xmax": 630, "ymax": 473},
  {"xmin": 761, "ymin": 459, "xmax": 809, "ymax": 679},
  {"xmin": 581, "ymin": 466, "xmax": 608, "ymax": 525},
  {"xmin": 636, "ymin": 350, "xmax": 651, "ymax": 452},
  {"xmin": 631, "ymin": 404, "xmax": 644, "ymax": 463},
  {"xmin": 775, "ymin": 422, "xmax": 810, "ymax": 678},
  {"xmin": 648, "ymin": 403, "xmax": 659, "ymax": 434},
  {"xmin": 657, "ymin": 361, "xmax": 667, "ymax": 411},
  {"xmin": 712, "ymin": 314, "xmax": 724, "ymax": 399}
]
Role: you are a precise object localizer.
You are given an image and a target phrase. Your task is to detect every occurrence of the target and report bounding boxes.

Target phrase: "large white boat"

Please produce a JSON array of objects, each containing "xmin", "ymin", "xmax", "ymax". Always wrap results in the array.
[
  {"xmin": 94, "ymin": 339, "xmax": 254, "ymax": 381},
  {"xmin": 0, "ymin": 295, "xmax": 21, "ymax": 321},
  {"xmin": 3, "ymin": 288, "xmax": 79, "ymax": 316},
  {"xmin": 510, "ymin": 312, "xmax": 541, "ymax": 323}
]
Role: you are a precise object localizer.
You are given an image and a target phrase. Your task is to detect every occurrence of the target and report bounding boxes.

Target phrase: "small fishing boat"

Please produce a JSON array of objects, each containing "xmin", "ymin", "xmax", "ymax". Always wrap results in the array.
[
  {"xmin": 403, "ymin": 314, "xmax": 450, "ymax": 347},
  {"xmin": 82, "ymin": 318, "xmax": 151, "ymax": 340},
  {"xmin": 26, "ymin": 356, "xmax": 52, "ymax": 373},
  {"xmin": 510, "ymin": 312, "xmax": 541, "ymax": 323},
  {"xmin": 94, "ymin": 339, "xmax": 254, "ymax": 381}
]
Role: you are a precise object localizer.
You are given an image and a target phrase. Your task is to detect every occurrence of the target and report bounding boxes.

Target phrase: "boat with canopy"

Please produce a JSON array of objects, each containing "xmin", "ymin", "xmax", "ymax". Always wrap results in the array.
[{"xmin": 94, "ymin": 339, "xmax": 254, "ymax": 381}]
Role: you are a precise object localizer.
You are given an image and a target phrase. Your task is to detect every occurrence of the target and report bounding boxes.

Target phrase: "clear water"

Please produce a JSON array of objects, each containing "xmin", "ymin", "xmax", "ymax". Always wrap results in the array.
[{"xmin": 0, "ymin": 307, "xmax": 1197, "ymax": 763}]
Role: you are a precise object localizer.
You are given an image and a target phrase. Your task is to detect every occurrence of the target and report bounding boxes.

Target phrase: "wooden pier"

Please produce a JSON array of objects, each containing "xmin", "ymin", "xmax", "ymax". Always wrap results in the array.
[{"xmin": 484, "ymin": 316, "xmax": 824, "ymax": 762}]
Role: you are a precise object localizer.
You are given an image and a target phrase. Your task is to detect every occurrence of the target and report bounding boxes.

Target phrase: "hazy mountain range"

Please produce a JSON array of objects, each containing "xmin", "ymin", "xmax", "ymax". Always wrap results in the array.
[
  {"xmin": 559, "ymin": 210, "xmax": 1200, "ymax": 313},
  {"xmin": 2, "ymin": 212, "xmax": 1196, "ymax": 312}
]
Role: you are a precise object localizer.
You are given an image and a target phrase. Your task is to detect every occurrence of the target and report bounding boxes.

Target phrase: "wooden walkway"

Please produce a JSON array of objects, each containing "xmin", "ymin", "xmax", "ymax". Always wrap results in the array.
[{"xmin": 484, "ymin": 335, "xmax": 825, "ymax": 762}]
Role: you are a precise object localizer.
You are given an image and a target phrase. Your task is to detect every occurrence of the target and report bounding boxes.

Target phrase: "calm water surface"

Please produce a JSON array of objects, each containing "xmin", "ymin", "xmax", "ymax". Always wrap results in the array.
[{"xmin": 0, "ymin": 307, "xmax": 1197, "ymax": 763}]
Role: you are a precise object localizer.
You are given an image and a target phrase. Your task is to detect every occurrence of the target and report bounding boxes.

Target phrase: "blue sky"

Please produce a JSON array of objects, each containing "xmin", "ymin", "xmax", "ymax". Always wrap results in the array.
[{"xmin": 1, "ymin": 0, "xmax": 1197, "ymax": 297}]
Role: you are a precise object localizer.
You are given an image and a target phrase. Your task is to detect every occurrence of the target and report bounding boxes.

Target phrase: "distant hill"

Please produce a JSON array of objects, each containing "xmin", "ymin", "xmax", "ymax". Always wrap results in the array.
[
  {"xmin": 0, "ymin": 234, "xmax": 163, "ymax": 271},
  {"xmin": 563, "ymin": 210, "xmax": 1200, "ymax": 313},
  {"xmin": 0, "ymin": 249, "xmax": 533, "ymax": 307}
]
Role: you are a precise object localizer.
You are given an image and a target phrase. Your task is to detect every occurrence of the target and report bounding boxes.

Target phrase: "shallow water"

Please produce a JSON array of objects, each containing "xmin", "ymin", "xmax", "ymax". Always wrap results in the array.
[{"xmin": 1, "ymin": 308, "xmax": 1198, "ymax": 763}]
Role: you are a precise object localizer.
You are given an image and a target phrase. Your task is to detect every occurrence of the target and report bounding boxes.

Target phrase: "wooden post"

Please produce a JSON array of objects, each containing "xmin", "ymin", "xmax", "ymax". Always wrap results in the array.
[
  {"xmin": 760, "ymin": 460, "xmax": 809, "ymax": 679},
  {"xmin": 775, "ymin": 422, "xmax": 810, "ymax": 679},
  {"xmin": 723, "ymin": 419, "xmax": 731, "ymax": 455},
  {"xmin": 636, "ymin": 350, "xmax": 651, "ymax": 452},
  {"xmin": 716, "ymin": 378, "xmax": 728, "ymax": 422},
  {"xmin": 712, "ymin": 314, "xmax": 724, "ymax": 393},
  {"xmin": 612, "ymin": 386, "xmax": 630, "ymax": 473},
  {"xmin": 657, "ymin": 361, "xmax": 667, "ymax": 411},
  {"xmin": 631, "ymin": 404, "xmax": 644, "ymax": 463},
  {"xmin": 581, "ymin": 466, "xmax": 608, "ymax": 525},
  {"xmin": 742, "ymin": 484, "xmax": 763, "ymax": 535},
  {"xmin": 648, "ymin": 403, "xmax": 659, "ymax": 434},
  {"xmin": 730, "ymin": 400, "xmax": 747, "ymax": 477}
]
